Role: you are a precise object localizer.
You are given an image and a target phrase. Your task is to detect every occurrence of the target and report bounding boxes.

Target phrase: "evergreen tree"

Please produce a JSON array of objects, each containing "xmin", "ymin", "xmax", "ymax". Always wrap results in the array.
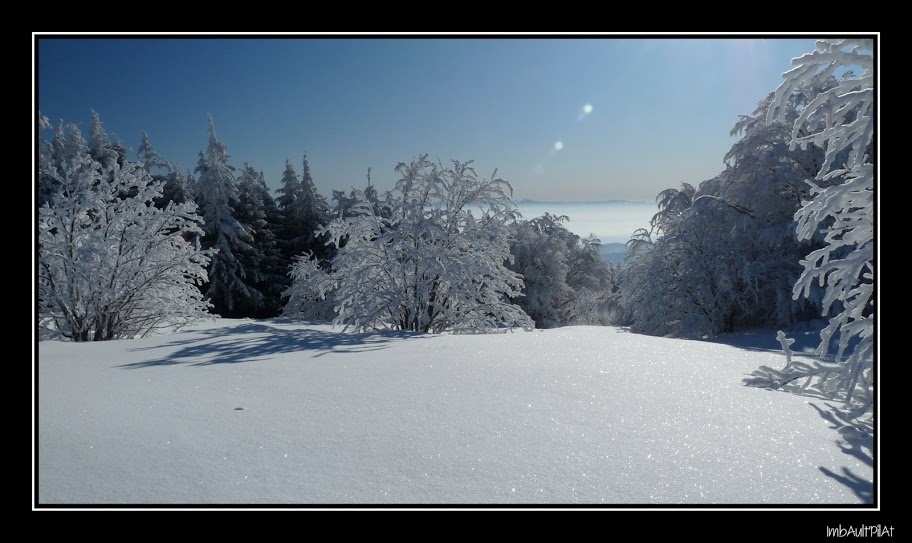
[
  {"xmin": 37, "ymin": 115, "xmax": 58, "ymax": 207},
  {"xmin": 276, "ymin": 158, "xmax": 301, "ymax": 211},
  {"xmin": 87, "ymin": 110, "xmax": 127, "ymax": 171},
  {"xmin": 137, "ymin": 130, "xmax": 191, "ymax": 209},
  {"xmin": 235, "ymin": 164, "xmax": 286, "ymax": 316},
  {"xmin": 193, "ymin": 114, "xmax": 262, "ymax": 316},
  {"xmin": 277, "ymin": 153, "xmax": 331, "ymax": 262},
  {"xmin": 137, "ymin": 130, "xmax": 169, "ymax": 174}
]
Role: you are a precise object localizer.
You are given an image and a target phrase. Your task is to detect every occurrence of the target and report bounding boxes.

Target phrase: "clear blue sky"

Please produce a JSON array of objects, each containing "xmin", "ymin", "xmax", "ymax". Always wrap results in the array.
[{"xmin": 36, "ymin": 36, "xmax": 819, "ymax": 202}]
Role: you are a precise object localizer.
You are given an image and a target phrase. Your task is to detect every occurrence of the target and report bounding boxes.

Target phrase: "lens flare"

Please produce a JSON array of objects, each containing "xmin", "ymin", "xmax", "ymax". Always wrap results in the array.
[
  {"xmin": 554, "ymin": 141, "xmax": 564, "ymax": 151},
  {"xmin": 577, "ymin": 103, "xmax": 594, "ymax": 121}
]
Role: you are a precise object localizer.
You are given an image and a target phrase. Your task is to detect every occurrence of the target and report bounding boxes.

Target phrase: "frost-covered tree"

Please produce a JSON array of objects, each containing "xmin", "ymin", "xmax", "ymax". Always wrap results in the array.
[
  {"xmin": 38, "ymin": 132, "xmax": 211, "ymax": 341},
  {"xmin": 160, "ymin": 167, "xmax": 192, "ymax": 209},
  {"xmin": 332, "ymin": 168, "xmax": 393, "ymax": 222},
  {"xmin": 752, "ymin": 39, "xmax": 875, "ymax": 408},
  {"xmin": 136, "ymin": 131, "xmax": 191, "ymax": 209},
  {"xmin": 41, "ymin": 121, "xmax": 88, "ymax": 207},
  {"xmin": 277, "ymin": 153, "xmax": 332, "ymax": 262},
  {"xmin": 194, "ymin": 114, "xmax": 262, "ymax": 316},
  {"xmin": 617, "ymin": 68, "xmax": 837, "ymax": 338},
  {"xmin": 568, "ymin": 233, "xmax": 618, "ymax": 324},
  {"xmin": 619, "ymin": 188, "xmax": 759, "ymax": 337},
  {"xmin": 299, "ymin": 153, "xmax": 329, "ymax": 219},
  {"xmin": 723, "ymin": 88, "xmax": 829, "ymax": 224},
  {"xmin": 651, "ymin": 183, "xmax": 695, "ymax": 233},
  {"xmin": 276, "ymin": 159, "xmax": 302, "ymax": 210},
  {"xmin": 285, "ymin": 155, "xmax": 533, "ymax": 333},
  {"xmin": 87, "ymin": 110, "xmax": 127, "ymax": 172},
  {"xmin": 508, "ymin": 214, "xmax": 616, "ymax": 328},
  {"xmin": 38, "ymin": 115, "xmax": 59, "ymax": 207},
  {"xmin": 137, "ymin": 130, "xmax": 169, "ymax": 174},
  {"xmin": 282, "ymin": 252, "xmax": 336, "ymax": 320},
  {"xmin": 235, "ymin": 164, "xmax": 286, "ymax": 316}
]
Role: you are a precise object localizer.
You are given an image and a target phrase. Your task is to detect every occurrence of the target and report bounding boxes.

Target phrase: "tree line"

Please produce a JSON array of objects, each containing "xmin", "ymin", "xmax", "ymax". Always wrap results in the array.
[{"xmin": 38, "ymin": 114, "xmax": 616, "ymax": 339}]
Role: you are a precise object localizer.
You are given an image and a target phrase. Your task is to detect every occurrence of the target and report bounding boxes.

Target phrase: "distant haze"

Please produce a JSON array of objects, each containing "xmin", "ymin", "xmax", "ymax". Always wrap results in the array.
[{"xmin": 515, "ymin": 200, "xmax": 656, "ymax": 245}]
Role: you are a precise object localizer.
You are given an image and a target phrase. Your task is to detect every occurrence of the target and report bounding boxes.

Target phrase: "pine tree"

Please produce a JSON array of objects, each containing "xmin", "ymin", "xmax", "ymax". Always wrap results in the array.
[
  {"xmin": 277, "ymin": 153, "xmax": 331, "ymax": 262},
  {"xmin": 37, "ymin": 116, "xmax": 60, "ymax": 207},
  {"xmin": 137, "ymin": 130, "xmax": 169, "ymax": 174},
  {"xmin": 235, "ymin": 164, "xmax": 286, "ymax": 316},
  {"xmin": 299, "ymin": 152, "xmax": 331, "ymax": 236},
  {"xmin": 161, "ymin": 168, "xmax": 191, "ymax": 208},
  {"xmin": 87, "ymin": 110, "xmax": 126, "ymax": 171},
  {"xmin": 276, "ymin": 158, "xmax": 301, "ymax": 211},
  {"xmin": 137, "ymin": 130, "xmax": 191, "ymax": 209},
  {"xmin": 193, "ymin": 114, "xmax": 262, "ymax": 316}
]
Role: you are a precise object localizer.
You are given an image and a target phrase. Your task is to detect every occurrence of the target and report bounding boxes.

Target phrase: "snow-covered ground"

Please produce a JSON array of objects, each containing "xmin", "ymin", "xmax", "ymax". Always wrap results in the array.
[{"xmin": 36, "ymin": 319, "xmax": 873, "ymax": 505}]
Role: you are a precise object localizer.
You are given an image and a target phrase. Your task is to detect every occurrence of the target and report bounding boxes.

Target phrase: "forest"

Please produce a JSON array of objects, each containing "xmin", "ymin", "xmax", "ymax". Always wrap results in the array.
[{"xmin": 37, "ymin": 39, "xmax": 873, "ymax": 410}]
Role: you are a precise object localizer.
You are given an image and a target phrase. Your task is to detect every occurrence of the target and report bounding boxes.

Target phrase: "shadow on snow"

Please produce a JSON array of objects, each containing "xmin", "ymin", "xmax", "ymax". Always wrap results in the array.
[
  {"xmin": 118, "ymin": 320, "xmax": 429, "ymax": 368},
  {"xmin": 809, "ymin": 402, "xmax": 874, "ymax": 504},
  {"xmin": 688, "ymin": 329, "xmax": 873, "ymax": 503},
  {"xmin": 697, "ymin": 328, "xmax": 827, "ymax": 356}
]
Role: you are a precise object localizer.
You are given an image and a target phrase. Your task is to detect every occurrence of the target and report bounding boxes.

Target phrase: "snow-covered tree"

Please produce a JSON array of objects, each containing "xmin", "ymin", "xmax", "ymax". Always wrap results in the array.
[
  {"xmin": 235, "ymin": 164, "xmax": 286, "ymax": 316},
  {"xmin": 194, "ymin": 114, "xmax": 262, "ymax": 316},
  {"xmin": 38, "ymin": 115, "xmax": 58, "ymax": 207},
  {"xmin": 276, "ymin": 159, "xmax": 302, "ymax": 210},
  {"xmin": 619, "ymin": 188, "xmax": 756, "ymax": 337},
  {"xmin": 299, "ymin": 153, "xmax": 328, "ymax": 217},
  {"xmin": 87, "ymin": 110, "xmax": 126, "ymax": 171},
  {"xmin": 651, "ymin": 183, "xmax": 695, "ymax": 234},
  {"xmin": 508, "ymin": 214, "xmax": 616, "ymax": 328},
  {"xmin": 332, "ymin": 168, "xmax": 393, "ymax": 222},
  {"xmin": 277, "ymin": 153, "xmax": 332, "ymax": 262},
  {"xmin": 38, "ymin": 129, "xmax": 212, "ymax": 341},
  {"xmin": 41, "ymin": 121, "xmax": 87, "ymax": 207},
  {"xmin": 136, "ymin": 131, "xmax": 192, "ymax": 209},
  {"xmin": 616, "ymin": 67, "xmax": 839, "ymax": 339},
  {"xmin": 285, "ymin": 155, "xmax": 533, "ymax": 333},
  {"xmin": 753, "ymin": 39, "xmax": 875, "ymax": 408},
  {"xmin": 159, "ymin": 167, "xmax": 192, "ymax": 209},
  {"xmin": 723, "ymin": 88, "xmax": 829, "ymax": 224},
  {"xmin": 137, "ymin": 130, "xmax": 169, "ymax": 174},
  {"xmin": 282, "ymin": 252, "xmax": 336, "ymax": 320}
]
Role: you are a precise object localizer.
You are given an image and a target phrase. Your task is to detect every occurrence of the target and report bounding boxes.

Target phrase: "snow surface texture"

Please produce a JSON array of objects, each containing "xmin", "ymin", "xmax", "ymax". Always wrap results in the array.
[{"xmin": 37, "ymin": 320, "xmax": 872, "ymax": 505}]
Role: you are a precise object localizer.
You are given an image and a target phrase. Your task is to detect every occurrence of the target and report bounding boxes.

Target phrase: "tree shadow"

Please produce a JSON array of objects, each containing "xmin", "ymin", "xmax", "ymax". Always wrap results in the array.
[
  {"xmin": 818, "ymin": 467, "xmax": 873, "ymax": 504},
  {"xmin": 809, "ymin": 402, "xmax": 873, "ymax": 468},
  {"xmin": 119, "ymin": 321, "xmax": 430, "ymax": 368},
  {"xmin": 809, "ymin": 402, "xmax": 873, "ymax": 504},
  {"xmin": 698, "ymin": 328, "xmax": 827, "ymax": 356}
]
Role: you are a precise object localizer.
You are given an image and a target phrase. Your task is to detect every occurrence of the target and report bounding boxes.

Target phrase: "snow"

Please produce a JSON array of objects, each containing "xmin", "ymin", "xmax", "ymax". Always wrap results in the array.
[{"xmin": 36, "ymin": 319, "xmax": 872, "ymax": 505}]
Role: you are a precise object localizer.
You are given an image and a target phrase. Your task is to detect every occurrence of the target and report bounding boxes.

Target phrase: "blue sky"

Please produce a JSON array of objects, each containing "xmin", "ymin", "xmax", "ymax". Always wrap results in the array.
[{"xmin": 37, "ymin": 36, "xmax": 819, "ymax": 202}]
